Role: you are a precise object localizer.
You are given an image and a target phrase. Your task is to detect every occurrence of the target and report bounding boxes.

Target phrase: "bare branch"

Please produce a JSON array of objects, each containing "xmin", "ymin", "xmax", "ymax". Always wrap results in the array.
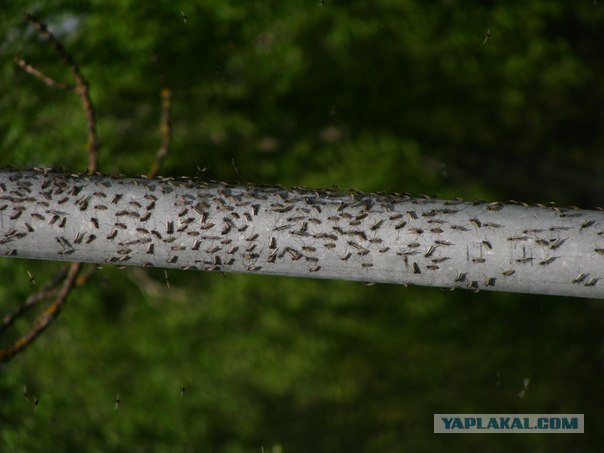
[
  {"xmin": 14, "ymin": 56, "xmax": 74, "ymax": 90},
  {"xmin": 2, "ymin": 14, "xmax": 105, "ymax": 363},
  {"xmin": 0, "ymin": 262, "xmax": 81, "ymax": 364},
  {"xmin": 148, "ymin": 52, "xmax": 172, "ymax": 179},
  {"xmin": 147, "ymin": 88, "xmax": 173, "ymax": 178},
  {"xmin": 24, "ymin": 13, "xmax": 100, "ymax": 174},
  {"xmin": 0, "ymin": 267, "xmax": 67, "ymax": 336}
]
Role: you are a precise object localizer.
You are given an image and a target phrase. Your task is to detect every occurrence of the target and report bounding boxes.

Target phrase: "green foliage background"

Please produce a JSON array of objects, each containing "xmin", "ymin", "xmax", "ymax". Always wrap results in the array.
[{"xmin": 1, "ymin": 1, "xmax": 603, "ymax": 451}]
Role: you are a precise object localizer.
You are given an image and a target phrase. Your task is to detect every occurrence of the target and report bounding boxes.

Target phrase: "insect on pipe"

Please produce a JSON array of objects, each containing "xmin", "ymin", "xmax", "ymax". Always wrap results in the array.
[{"xmin": 0, "ymin": 170, "xmax": 603, "ymax": 299}]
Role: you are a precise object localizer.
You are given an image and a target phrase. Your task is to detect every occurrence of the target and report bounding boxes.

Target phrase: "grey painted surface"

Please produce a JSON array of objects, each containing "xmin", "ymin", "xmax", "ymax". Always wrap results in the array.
[{"xmin": 1, "ymin": 170, "xmax": 603, "ymax": 298}]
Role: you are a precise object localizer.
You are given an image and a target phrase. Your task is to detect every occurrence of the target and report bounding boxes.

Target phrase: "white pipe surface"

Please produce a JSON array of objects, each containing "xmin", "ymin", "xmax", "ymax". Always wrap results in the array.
[{"xmin": 1, "ymin": 170, "xmax": 603, "ymax": 298}]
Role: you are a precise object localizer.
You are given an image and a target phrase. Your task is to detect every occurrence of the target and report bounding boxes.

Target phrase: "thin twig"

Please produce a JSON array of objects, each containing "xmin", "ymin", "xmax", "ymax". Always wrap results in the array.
[
  {"xmin": 0, "ymin": 263, "xmax": 81, "ymax": 364},
  {"xmin": 14, "ymin": 56, "xmax": 74, "ymax": 90},
  {"xmin": 75, "ymin": 264, "xmax": 98, "ymax": 287},
  {"xmin": 147, "ymin": 88, "xmax": 172, "ymax": 178},
  {"xmin": 0, "ymin": 14, "xmax": 103, "ymax": 364},
  {"xmin": 0, "ymin": 263, "xmax": 96, "ymax": 346},
  {"xmin": 0, "ymin": 267, "xmax": 68, "ymax": 336},
  {"xmin": 25, "ymin": 13, "xmax": 100, "ymax": 174},
  {"xmin": 147, "ymin": 52, "xmax": 172, "ymax": 179},
  {"xmin": 4, "ymin": 19, "xmax": 173, "ymax": 365}
]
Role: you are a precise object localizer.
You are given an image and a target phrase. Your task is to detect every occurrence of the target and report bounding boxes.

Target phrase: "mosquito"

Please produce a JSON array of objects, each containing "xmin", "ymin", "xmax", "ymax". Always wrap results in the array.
[{"xmin": 483, "ymin": 28, "xmax": 491, "ymax": 45}]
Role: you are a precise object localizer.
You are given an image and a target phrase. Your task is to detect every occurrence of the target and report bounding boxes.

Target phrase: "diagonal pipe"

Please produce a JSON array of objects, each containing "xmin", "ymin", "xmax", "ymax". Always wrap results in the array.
[{"xmin": 1, "ymin": 169, "xmax": 603, "ymax": 298}]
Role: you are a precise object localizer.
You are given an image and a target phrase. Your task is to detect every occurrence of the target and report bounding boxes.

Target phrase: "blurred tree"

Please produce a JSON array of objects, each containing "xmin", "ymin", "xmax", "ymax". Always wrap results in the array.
[{"xmin": 1, "ymin": 1, "xmax": 603, "ymax": 451}]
